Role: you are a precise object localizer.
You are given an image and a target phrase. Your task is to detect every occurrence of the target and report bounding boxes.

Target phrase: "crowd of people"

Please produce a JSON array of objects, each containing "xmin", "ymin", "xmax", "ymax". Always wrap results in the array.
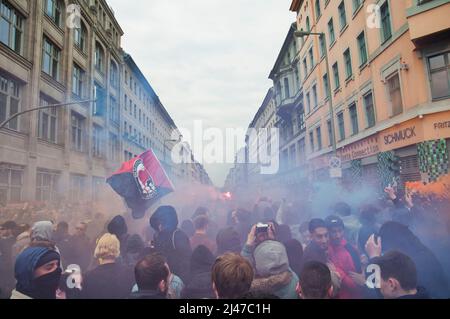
[{"xmin": 0, "ymin": 185, "xmax": 449, "ymax": 300}]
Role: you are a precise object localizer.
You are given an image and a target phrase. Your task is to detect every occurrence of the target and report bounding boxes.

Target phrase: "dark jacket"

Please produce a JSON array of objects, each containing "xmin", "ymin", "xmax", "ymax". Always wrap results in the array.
[
  {"xmin": 81, "ymin": 262, "xmax": 134, "ymax": 299},
  {"xmin": 397, "ymin": 287, "xmax": 430, "ymax": 299},
  {"xmin": 65, "ymin": 234, "xmax": 92, "ymax": 272},
  {"xmin": 153, "ymin": 230, "xmax": 192, "ymax": 283},
  {"xmin": 107, "ymin": 215, "xmax": 129, "ymax": 262},
  {"xmin": 181, "ymin": 245, "xmax": 215, "ymax": 299},
  {"xmin": 129, "ymin": 290, "xmax": 166, "ymax": 299},
  {"xmin": 150, "ymin": 207, "xmax": 192, "ymax": 283},
  {"xmin": 301, "ymin": 241, "xmax": 328, "ymax": 268}
]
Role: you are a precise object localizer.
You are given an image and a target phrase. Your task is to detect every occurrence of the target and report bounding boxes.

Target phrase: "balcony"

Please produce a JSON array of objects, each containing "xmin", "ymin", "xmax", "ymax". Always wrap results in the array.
[
  {"xmin": 407, "ymin": 1, "xmax": 450, "ymax": 47},
  {"xmin": 277, "ymin": 91, "xmax": 303, "ymax": 120}
]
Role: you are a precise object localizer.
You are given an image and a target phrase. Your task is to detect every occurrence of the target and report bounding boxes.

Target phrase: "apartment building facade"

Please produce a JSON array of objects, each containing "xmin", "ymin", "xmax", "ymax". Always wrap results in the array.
[
  {"xmin": 0, "ymin": 0, "xmax": 210, "ymax": 205},
  {"xmin": 245, "ymin": 88, "xmax": 277, "ymax": 188},
  {"xmin": 0, "ymin": 0, "xmax": 125, "ymax": 204},
  {"xmin": 268, "ymin": 24, "xmax": 309, "ymax": 187},
  {"xmin": 289, "ymin": 0, "xmax": 450, "ymax": 189}
]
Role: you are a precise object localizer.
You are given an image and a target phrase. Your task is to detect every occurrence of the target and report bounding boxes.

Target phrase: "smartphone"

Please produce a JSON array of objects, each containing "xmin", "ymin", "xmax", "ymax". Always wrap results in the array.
[{"xmin": 256, "ymin": 223, "xmax": 269, "ymax": 234}]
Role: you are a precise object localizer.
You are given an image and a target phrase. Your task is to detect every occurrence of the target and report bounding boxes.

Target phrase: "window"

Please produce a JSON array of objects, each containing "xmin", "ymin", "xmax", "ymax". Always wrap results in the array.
[
  {"xmin": 38, "ymin": 96, "xmax": 58, "ymax": 143},
  {"xmin": 309, "ymin": 131, "xmax": 315, "ymax": 153},
  {"xmin": 306, "ymin": 17, "xmax": 310, "ymax": 32},
  {"xmin": 289, "ymin": 144, "xmax": 296, "ymax": 168},
  {"xmin": 298, "ymin": 138, "xmax": 306, "ymax": 163},
  {"xmin": 338, "ymin": 1, "xmax": 347, "ymax": 30},
  {"xmin": 323, "ymin": 73, "xmax": 330, "ymax": 99},
  {"xmin": 92, "ymin": 125, "xmax": 103, "ymax": 157},
  {"xmin": 306, "ymin": 92, "xmax": 311, "ymax": 113},
  {"xmin": 92, "ymin": 176, "xmax": 104, "ymax": 201},
  {"xmin": 332, "ymin": 62, "xmax": 340, "ymax": 89},
  {"xmin": 110, "ymin": 96, "xmax": 119, "ymax": 123},
  {"xmin": 276, "ymin": 82, "xmax": 282, "ymax": 104},
  {"xmin": 110, "ymin": 61, "xmax": 119, "ymax": 88},
  {"xmin": 319, "ymin": 35, "xmax": 326, "ymax": 58},
  {"xmin": 303, "ymin": 58, "xmax": 308, "ymax": 77},
  {"xmin": 364, "ymin": 92, "xmax": 376, "ymax": 128},
  {"xmin": 315, "ymin": 0, "xmax": 321, "ymax": 19},
  {"xmin": 42, "ymin": 37, "xmax": 60, "ymax": 80},
  {"xmin": 71, "ymin": 112, "xmax": 84, "ymax": 151},
  {"xmin": 312, "ymin": 84, "xmax": 318, "ymax": 109},
  {"xmin": 298, "ymin": 106, "xmax": 305, "ymax": 131},
  {"xmin": 36, "ymin": 170, "xmax": 59, "ymax": 201},
  {"xmin": 72, "ymin": 64, "xmax": 84, "ymax": 97},
  {"xmin": 95, "ymin": 42, "xmax": 104, "ymax": 72},
  {"xmin": 353, "ymin": 0, "xmax": 362, "ymax": 13},
  {"xmin": 0, "ymin": 73, "xmax": 20, "ymax": 130},
  {"xmin": 428, "ymin": 52, "xmax": 450, "ymax": 99},
  {"xmin": 74, "ymin": 21, "xmax": 87, "ymax": 52},
  {"xmin": 387, "ymin": 73, "xmax": 403, "ymax": 116},
  {"xmin": 0, "ymin": 165, "xmax": 23, "ymax": 204},
  {"xmin": 93, "ymin": 83, "xmax": 105, "ymax": 116},
  {"xmin": 349, "ymin": 103, "xmax": 359, "ymax": 135},
  {"xmin": 295, "ymin": 68, "xmax": 300, "ymax": 89},
  {"xmin": 338, "ymin": 112, "xmax": 345, "ymax": 141},
  {"xmin": 70, "ymin": 174, "xmax": 86, "ymax": 202},
  {"xmin": 316, "ymin": 127, "xmax": 322, "ymax": 150},
  {"xmin": 44, "ymin": 0, "xmax": 62, "ymax": 27},
  {"xmin": 327, "ymin": 120, "xmax": 333, "ymax": 146},
  {"xmin": 328, "ymin": 18, "xmax": 335, "ymax": 45},
  {"xmin": 343, "ymin": 48, "xmax": 353, "ymax": 79},
  {"xmin": 357, "ymin": 32, "xmax": 368, "ymax": 66},
  {"xmin": 380, "ymin": 2, "xmax": 392, "ymax": 43},
  {"xmin": 284, "ymin": 78, "xmax": 290, "ymax": 99},
  {"xmin": 309, "ymin": 48, "xmax": 314, "ymax": 68},
  {"xmin": 109, "ymin": 133, "xmax": 119, "ymax": 162},
  {"xmin": 0, "ymin": 0, "xmax": 24, "ymax": 54}
]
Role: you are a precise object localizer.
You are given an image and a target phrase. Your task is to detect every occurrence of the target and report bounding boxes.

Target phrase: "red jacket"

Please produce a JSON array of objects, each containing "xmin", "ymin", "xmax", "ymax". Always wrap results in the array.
[{"xmin": 328, "ymin": 239, "xmax": 363, "ymax": 299}]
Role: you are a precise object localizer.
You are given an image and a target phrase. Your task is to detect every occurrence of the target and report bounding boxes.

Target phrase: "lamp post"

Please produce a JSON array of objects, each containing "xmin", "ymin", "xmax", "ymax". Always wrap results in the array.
[
  {"xmin": 0, "ymin": 99, "xmax": 95, "ymax": 130},
  {"xmin": 294, "ymin": 30, "xmax": 337, "ymax": 156}
]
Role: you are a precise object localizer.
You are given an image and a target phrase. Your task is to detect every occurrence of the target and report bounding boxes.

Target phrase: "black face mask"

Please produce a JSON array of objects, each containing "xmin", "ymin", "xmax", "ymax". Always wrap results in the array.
[{"xmin": 30, "ymin": 269, "xmax": 62, "ymax": 299}]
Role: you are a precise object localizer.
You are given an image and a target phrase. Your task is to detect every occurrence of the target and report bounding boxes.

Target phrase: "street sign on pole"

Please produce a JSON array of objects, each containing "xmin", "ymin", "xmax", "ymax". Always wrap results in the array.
[{"xmin": 329, "ymin": 156, "xmax": 342, "ymax": 178}]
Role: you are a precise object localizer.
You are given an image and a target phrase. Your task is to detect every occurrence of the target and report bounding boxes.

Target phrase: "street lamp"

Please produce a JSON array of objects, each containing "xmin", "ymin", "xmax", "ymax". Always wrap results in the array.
[
  {"xmin": 294, "ymin": 30, "xmax": 337, "ymax": 156},
  {"xmin": 0, "ymin": 99, "xmax": 95, "ymax": 130}
]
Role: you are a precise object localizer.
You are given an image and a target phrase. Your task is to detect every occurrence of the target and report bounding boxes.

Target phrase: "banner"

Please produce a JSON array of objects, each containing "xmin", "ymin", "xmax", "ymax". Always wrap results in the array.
[{"xmin": 107, "ymin": 149, "xmax": 175, "ymax": 219}]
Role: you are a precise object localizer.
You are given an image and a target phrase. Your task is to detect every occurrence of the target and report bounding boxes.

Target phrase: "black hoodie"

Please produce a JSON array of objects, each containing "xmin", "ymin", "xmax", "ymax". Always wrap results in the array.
[
  {"xmin": 150, "ymin": 206, "xmax": 192, "ymax": 283},
  {"xmin": 181, "ymin": 245, "xmax": 215, "ymax": 299},
  {"xmin": 107, "ymin": 215, "xmax": 130, "ymax": 262}
]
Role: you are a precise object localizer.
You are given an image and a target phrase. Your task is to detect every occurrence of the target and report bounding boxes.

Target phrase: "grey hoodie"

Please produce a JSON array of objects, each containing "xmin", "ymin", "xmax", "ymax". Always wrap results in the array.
[{"xmin": 31, "ymin": 221, "xmax": 54, "ymax": 242}]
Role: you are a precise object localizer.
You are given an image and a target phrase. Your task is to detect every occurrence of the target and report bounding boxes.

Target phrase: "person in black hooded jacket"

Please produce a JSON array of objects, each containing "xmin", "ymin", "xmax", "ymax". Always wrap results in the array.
[
  {"xmin": 149, "ymin": 206, "xmax": 192, "ymax": 283},
  {"xmin": 181, "ymin": 245, "xmax": 215, "ymax": 299},
  {"xmin": 107, "ymin": 215, "xmax": 130, "ymax": 264}
]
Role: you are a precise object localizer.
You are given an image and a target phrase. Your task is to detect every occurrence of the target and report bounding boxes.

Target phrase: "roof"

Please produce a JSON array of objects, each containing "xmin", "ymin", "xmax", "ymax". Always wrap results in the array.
[
  {"xmin": 249, "ymin": 88, "xmax": 274, "ymax": 128},
  {"xmin": 289, "ymin": 0, "xmax": 304, "ymax": 12},
  {"xmin": 123, "ymin": 53, "xmax": 176, "ymax": 128},
  {"xmin": 268, "ymin": 23, "xmax": 297, "ymax": 80}
]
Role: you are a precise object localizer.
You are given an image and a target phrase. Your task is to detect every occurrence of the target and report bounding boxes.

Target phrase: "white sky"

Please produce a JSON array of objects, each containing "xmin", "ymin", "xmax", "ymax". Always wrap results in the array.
[{"xmin": 107, "ymin": 0, "xmax": 294, "ymax": 187}]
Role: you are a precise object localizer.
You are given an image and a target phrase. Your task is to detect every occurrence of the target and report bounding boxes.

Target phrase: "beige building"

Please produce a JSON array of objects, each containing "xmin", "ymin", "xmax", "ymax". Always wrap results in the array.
[
  {"xmin": 245, "ymin": 87, "xmax": 278, "ymax": 188},
  {"xmin": 0, "ymin": 0, "xmax": 124, "ymax": 204},
  {"xmin": 288, "ymin": 0, "xmax": 450, "ymax": 188},
  {"xmin": 0, "ymin": 0, "xmax": 210, "ymax": 206}
]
